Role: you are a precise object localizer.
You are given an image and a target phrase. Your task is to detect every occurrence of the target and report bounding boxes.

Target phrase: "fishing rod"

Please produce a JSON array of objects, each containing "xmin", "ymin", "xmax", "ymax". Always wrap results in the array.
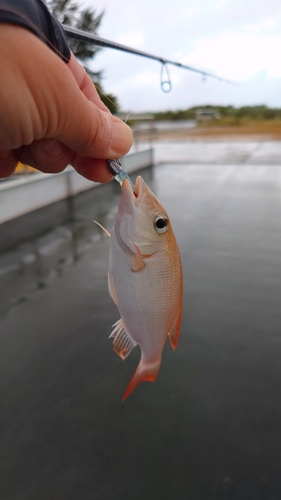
[{"xmin": 62, "ymin": 24, "xmax": 236, "ymax": 89}]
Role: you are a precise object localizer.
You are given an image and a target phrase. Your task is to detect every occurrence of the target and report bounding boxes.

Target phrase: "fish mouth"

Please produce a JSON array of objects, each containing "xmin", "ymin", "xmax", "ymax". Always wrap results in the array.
[
  {"xmin": 122, "ymin": 176, "xmax": 143, "ymax": 207},
  {"xmin": 133, "ymin": 176, "xmax": 141, "ymax": 200}
]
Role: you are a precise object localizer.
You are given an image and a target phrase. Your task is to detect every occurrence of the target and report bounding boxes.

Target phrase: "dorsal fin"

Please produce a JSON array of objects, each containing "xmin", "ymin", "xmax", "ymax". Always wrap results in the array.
[{"xmin": 109, "ymin": 319, "xmax": 136, "ymax": 360}]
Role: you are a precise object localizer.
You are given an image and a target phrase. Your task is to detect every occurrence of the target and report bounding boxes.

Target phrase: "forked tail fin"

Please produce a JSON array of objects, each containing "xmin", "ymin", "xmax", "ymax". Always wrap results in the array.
[{"xmin": 122, "ymin": 358, "xmax": 161, "ymax": 401}]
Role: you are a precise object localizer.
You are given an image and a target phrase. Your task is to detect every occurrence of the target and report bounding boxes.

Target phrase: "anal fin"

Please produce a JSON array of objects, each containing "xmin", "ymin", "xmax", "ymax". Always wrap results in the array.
[
  {"xmin": 110, "ymin": 318, "xmax": 136, "ymax": 360},
  {"xmin": 168, "ymin": 300, "xmax": 182, "ymax": 350}
]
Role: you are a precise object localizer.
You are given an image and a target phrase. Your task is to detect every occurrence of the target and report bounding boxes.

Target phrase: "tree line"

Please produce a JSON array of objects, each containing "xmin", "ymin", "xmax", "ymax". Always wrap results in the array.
[
  {"xmin": 44, "ymin": 0, "xmax": 118, "ymax": 114},
  {"xmin": 153, "ymin": 105, "xmax": 281, "ymax": 121}
]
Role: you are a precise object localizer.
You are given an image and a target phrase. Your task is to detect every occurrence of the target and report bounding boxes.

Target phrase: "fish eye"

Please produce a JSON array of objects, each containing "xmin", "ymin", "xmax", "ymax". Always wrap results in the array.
[{"xmin": 154, "ymin": 214, "xmax": 169, "ymax": 234}]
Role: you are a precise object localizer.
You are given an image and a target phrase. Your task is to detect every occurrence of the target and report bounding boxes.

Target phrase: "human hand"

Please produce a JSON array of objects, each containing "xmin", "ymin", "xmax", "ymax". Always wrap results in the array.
[{"xmin": 0, "ymin": 24, "xmax": 133, "ymax": 182}]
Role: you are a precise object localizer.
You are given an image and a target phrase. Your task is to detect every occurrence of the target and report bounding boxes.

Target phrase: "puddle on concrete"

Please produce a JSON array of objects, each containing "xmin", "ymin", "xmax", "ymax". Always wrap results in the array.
[
  {"xmin": 1, "ymin": 162, "xmax": 281, "ymax": 499},
  {"xmin": 0, "ymin": 168, "xmax": 154, "ymax": 317}
]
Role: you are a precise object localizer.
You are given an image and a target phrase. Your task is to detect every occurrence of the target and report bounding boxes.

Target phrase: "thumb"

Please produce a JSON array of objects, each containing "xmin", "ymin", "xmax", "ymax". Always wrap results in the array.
[
  {"xmin": 13, "ymin": 27, "xmax": 133, "ymax": 160},
  {"xmin": 42, "ymin": 52, "xmax": 133, "ymax": 159},
  {"xmin": 56, "ymin": 54, "xmax": 134, "ymax": 159},
  {"xmin": 56, "ymin": 95, "xmax": 133, "ymax": 159}
]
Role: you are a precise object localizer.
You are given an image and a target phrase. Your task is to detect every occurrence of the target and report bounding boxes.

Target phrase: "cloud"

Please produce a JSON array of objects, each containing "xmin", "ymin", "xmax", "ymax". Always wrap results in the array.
[
  {"xmin": 117, "ymin": 30, "xmax": 144, "ymax": 48},
  {"xmin": 183, "ymin": 33, "xmax": 281, "ymax": 80},
  {"xmin": 83, "ymin": 0, "xmax": 281, "ymax": 110}
]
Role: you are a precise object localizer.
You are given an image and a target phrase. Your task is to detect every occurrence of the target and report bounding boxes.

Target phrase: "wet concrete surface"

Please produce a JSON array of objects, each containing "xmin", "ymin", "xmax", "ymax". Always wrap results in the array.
[
  {"xmin": 133, "ymin": 139, "xmax": 281, "ymax": 165},
  {"xmin": 1, "ymin": 158, "xmax": 281, "ymax": 499}
]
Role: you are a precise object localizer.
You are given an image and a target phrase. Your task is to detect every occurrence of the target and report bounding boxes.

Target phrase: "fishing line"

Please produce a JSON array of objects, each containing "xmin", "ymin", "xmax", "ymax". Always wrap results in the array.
[
  {"xmin": 94, "ymin": 65, "xmax": 169, "ymax": 124},
  {"xmin": 62, "ymin": 25, "xmax": 238, "ymax": 124},
  {"xmin": 4, "ymin": 6, "xmax": 236, "ymax": 143},
  {"xmin": 121, "ymin": 69, "xmax": 169, "ymax": 123},
  {"xmin": 63, "ymin": 24, "xmax": 236, "ymax": 85}
]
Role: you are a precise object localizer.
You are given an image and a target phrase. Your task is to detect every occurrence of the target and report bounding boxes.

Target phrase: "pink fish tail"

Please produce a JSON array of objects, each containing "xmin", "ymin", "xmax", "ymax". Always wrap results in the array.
[{"xmin": 122, "ymin": 357, "xmax": 162, "ymax": 401}]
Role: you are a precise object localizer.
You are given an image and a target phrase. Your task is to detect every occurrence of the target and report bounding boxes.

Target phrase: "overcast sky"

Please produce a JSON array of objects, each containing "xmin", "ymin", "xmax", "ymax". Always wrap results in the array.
[{"xmin": 82, "ymin": 0, "xmax": 281, "ymax": 113}]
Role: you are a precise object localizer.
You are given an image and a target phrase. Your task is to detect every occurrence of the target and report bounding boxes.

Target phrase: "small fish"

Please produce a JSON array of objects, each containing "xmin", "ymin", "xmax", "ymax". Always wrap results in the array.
[{"xmin": 107, "ymin": 175, "xmax": 183, "ymax": 400}]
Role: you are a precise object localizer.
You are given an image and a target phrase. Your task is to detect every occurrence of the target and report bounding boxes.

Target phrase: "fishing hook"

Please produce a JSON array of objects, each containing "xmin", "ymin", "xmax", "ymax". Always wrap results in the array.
[{"xmin": 106, "ymin": 159, "xmax": 134, "ymax": 190}]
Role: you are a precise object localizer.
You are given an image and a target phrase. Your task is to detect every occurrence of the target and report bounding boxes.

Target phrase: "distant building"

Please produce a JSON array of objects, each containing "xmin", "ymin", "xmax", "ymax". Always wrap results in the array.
[{"xmin": 196, "ymin": 108, "xmax": 220, "ymax": 123}]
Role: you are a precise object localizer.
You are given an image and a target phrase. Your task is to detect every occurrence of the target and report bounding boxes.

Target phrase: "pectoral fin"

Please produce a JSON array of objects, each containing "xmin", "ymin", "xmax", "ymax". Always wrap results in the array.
[{"xmin": 132, "ymin": 244, "xmax": 145, "ymax": 272}]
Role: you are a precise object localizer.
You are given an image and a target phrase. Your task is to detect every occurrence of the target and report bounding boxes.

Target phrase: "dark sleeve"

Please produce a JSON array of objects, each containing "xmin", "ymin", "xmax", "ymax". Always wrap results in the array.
[{"xmin": 0, "ymin": 0, "xmax": 70, "ymax": 62}]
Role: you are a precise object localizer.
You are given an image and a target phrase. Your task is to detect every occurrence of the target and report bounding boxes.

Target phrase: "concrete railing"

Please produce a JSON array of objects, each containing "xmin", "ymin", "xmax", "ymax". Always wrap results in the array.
[{"xmin": 0, "ymin": 149, "xmax": 153, "ymax": 225}]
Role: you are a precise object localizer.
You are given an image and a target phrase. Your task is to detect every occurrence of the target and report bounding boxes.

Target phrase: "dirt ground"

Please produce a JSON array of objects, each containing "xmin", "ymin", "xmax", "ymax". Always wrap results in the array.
[{"xmin": 133, "ymin": 121, "xmax": 281, "ymax": 142}]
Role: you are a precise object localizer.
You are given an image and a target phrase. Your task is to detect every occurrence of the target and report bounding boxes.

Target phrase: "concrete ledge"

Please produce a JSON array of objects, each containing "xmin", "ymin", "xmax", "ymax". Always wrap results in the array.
[{"xmin": 0, "ymin": 149, "xmax": 153, "ymax": 224}]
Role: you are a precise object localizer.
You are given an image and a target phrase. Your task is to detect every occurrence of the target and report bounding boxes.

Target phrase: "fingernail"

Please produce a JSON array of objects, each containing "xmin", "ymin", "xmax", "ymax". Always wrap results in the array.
[
  {"xmin": 40, "ymin": 139, "xmax": 63, "ymax": 158},
  {"xmin": 109, "ymin": 121, "xmax": 133, "ymax": 157}
]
